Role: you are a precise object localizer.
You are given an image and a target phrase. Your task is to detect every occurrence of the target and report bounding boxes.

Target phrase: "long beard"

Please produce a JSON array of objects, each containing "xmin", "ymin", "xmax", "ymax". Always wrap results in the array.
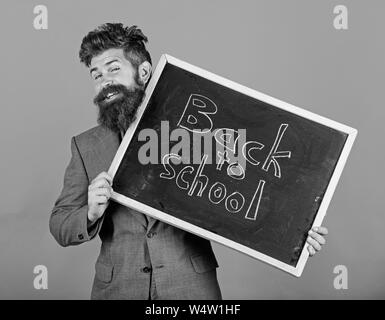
[{"xmin": 93, "ymin": 84, "xmax": 145, "ymax": 134}]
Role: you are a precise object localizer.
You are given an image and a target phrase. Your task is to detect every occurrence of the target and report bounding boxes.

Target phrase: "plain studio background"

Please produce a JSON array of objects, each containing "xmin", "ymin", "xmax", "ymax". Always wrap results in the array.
[{"xmin": 0, "ymin": 0, "xmax": 383, "ymax": 299}]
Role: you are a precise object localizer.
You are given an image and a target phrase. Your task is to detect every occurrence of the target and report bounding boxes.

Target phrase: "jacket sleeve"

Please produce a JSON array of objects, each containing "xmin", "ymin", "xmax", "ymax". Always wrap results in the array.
[{"xmin": 49, "ymin": 136, "xmax": 104, "ymax": 247}]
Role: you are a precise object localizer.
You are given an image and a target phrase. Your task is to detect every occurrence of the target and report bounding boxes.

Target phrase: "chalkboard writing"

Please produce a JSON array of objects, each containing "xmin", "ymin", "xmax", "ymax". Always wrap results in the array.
[{"xmin": 109, "ymin": 55, "xmax": 357, "ymax": 276}]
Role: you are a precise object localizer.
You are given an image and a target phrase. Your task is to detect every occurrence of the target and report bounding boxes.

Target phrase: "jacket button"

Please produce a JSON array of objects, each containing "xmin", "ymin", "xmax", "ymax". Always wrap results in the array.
[
  {"xmin": 147, "ymin": 232, "xmax": 156, "ymax": 238},
  {"xmin": 78, "ymin": 234, "xmax": 84, "ymax": 240},
  {"xmin": 141, "ymin": 267, "xmax": 152, "ymax": 273}
]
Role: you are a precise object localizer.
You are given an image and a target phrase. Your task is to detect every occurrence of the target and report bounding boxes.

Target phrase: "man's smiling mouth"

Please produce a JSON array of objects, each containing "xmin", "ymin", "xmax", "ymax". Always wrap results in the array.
[{"xmin": 104, "ymin": 91, "xmax": 121, "ymax": 101}]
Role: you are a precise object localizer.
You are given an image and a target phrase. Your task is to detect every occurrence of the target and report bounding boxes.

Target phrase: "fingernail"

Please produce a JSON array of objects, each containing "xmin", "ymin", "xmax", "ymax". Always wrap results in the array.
[
  {"xmin": 308, "ymin": 230, "xmax": 313, "ymax": 235},
  {"xmin": 313, "ymin": 227, "xmax": 318, "ymax": 232}
]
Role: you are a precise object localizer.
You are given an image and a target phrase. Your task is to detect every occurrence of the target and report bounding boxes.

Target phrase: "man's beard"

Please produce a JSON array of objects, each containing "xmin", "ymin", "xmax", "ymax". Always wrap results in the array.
[{"xmin": 93, "ymin": 83, "xmax": 145, "ymax": 134}]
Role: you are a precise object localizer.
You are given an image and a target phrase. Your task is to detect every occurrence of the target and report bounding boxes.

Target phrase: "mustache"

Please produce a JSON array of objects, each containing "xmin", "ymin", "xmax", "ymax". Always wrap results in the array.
[{"xmin": 93, "ymin": 84, "xmax": 133, "ymax": 106}]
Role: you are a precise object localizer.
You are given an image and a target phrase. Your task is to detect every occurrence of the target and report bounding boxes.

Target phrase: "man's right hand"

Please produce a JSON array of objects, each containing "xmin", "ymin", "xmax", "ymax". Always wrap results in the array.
[{"xmin": 87, "ymin": 172, "xmax": 113, "ymax": 223}]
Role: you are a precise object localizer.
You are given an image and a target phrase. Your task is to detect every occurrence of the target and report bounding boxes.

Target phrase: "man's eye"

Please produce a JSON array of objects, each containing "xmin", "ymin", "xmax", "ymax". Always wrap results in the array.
[
  {"xmin": 94, "ymin": 74, "xmax": 102, "ymax": 80},
  {"xmin": 110, "ymin": 67, "xmax": 120, "ymax": 72}
]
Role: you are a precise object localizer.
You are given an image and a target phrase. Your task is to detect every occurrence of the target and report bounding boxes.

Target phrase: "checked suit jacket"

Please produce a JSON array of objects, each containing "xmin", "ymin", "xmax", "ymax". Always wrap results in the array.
[{"xmin": 49, "ymin": 125, "xmax": 222, "ymax": 300}]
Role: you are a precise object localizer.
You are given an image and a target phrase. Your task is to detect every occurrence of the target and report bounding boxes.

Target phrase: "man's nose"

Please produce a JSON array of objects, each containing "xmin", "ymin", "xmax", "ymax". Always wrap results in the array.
[{"xmin": 102, "ymin": 79, "xmax": 113, "ymax": 89}]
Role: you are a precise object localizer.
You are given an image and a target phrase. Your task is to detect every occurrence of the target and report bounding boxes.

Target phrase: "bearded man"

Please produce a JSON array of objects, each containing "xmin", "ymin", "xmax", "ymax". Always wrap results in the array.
[{"xmin": 49, "ymin": 23, "xmax": 328, "ymax": 300}]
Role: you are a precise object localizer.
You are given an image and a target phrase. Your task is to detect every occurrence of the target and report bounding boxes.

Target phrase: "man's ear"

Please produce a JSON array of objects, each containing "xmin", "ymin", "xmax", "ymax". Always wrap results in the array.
[{"xmin": 138, "ymin": 61, "xmax": 152, "ymax": 85}]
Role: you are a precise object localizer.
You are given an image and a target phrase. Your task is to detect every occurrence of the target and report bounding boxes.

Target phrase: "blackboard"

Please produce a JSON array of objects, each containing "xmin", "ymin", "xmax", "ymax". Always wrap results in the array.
[{"xmin": 109, "ymin": 54, "xmax": 357, "ymax": 277}]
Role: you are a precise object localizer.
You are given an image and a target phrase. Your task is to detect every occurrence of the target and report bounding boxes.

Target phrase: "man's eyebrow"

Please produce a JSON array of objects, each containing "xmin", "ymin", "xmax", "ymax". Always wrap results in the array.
[
  {"xmin": 105, "ymin": 59, "xmax": 120, "ymax": 66},
  {"xmin": 90, "ymin": 59, "xmax": 120, "ymax": 75}
]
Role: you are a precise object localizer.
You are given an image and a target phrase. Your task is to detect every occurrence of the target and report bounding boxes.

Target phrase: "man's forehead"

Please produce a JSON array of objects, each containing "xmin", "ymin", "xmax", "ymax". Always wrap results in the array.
[{"xmin": 90, "ymin": 48, "xmax": 125, "ymax": 69}]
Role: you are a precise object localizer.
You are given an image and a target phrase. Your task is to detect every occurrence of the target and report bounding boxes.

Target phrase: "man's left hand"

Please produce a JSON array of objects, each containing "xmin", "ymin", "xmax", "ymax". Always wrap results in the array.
[{"xmin": 306, "ymin": 226, "xmax": 328, "ymax": 256}]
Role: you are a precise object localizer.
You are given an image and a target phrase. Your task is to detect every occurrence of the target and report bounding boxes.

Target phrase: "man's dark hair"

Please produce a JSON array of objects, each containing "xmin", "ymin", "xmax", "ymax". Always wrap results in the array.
[{"xmin": 79, "ymin": 23, "xmax": 152, "ymax": 68}]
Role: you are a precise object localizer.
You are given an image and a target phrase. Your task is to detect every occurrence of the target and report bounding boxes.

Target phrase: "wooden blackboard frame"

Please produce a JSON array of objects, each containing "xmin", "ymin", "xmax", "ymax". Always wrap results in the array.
[{"xmin": 108, "ymin": 54, "xmax": 357, "ymax": 277}]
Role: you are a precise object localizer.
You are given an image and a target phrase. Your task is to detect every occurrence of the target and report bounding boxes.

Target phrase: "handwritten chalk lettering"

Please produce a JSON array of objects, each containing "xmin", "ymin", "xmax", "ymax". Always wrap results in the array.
[
  {"xmin": 209, "ymin": 182, "xmax": 227, "ymax": 204},
  {"xmin": 142, "ymin": 91, "xmax": 292, "ymax": 223},
  {"xmin": 188, "ymin": 154, "xmax": 209, "ymax": 197},
  {"xmin": 139, "ymin": 120, "xmax": 291, "ymax": 179},
  {"xmin": 216, "ymin": 150, "xmax": 230, "ymax": 171},
  {"xmin": 227, "ymin": 162, "xmax": 245, "ymax": 180},
  {"xmin": 215, "ymin": 123, "xmax": 291, "ymax": 180},
  {"xmin": 242, "ymin": 140, "xmax": 265, "ymax": 165},
  {"xmin": 262, "ymin": 124, "xmax": 291, "ymax": 178},
  {"xmin": 214, "ymin": 128, "xmax": 247, "ymax": 173},
  {"xmin": 176, "ymin": 94, "xmax": 292, "ymax": 178},
  {"xmin": 214, "ymin": 128, "xmax": 240, "ymax": 155},
  {"xmin": 159, "ymin": 153, "xmax": 180, "ymax": 179},
  {"xmin": 244, "ymin": 179, "xmax": 266, "ymax": 221},
  {"xmin": 225, "ymin": 192, "xmax": 245, "ymax": 213},
  {"xmin": 160, "ymin": 153, "xmax": 267, "ymax": 220},
  {"xmin": 176, "ymin": 166, "xmax": 194, "ymax": 190},
  {"xmin": 177, "ymin": 94, "xmax": 218, "ymax": 133},
  {"xmin": 216, "ymin": 149, "xmax": 246, "ymax": 180}
]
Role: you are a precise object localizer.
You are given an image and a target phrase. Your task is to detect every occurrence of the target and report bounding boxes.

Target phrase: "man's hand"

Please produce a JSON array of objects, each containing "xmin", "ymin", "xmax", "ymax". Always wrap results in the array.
[
  {"xmin": 87, "ymin": 172, "xmax": 113, "ymax": 223},
  {"xmin": 306, "ymin": 226, "xmax": 328, "ymax": 256}
]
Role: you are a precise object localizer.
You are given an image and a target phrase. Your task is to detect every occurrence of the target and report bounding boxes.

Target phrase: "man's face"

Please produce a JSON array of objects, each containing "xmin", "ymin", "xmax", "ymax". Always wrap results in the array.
[
  {"xmin": 89, "ymin": 48, "xmax": 145, "ymax": 133},
  {"xmin": 90, "ymin": 48, "xmax": 140, "ymax": 97}
]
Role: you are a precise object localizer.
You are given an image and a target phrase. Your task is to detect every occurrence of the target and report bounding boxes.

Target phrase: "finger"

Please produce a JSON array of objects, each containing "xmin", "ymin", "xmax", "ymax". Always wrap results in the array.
[
  {"xmin": 94, "ymin": 195, "xmax": 109, "ymax": 204},
  {"xmin": 308, "ymin": 230, "xmax": 326, "ymax": 245},
  {"xmin": 307, "ymin": 245, "xmax": 316, "ymax": 256},
  {"xmin": 92, "ymin": 171, "xmax": 112, "ymax": 183},
  {"xmin": 312, "ymin": 226, "xmax": 328, "ymax": 235},
  {"xmin": 89, "ymin": 179, "xmax": 111, "ymax": 190},
  {"xmin": 91, "ymin": 172, "xmax": 112, "ymax": 185},
  {"xmin": 306, "ymin": 236, "xmax": 322, "ymax": 251},
  {"xmin": 91, "ymin": 187, "xmax": 111, "ymax": 198}
]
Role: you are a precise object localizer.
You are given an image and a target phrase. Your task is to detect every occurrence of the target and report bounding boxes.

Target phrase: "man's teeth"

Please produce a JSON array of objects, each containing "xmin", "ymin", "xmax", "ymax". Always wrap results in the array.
[{"xmin": 106, "ymin": 92, "xmax": 116, "ymax": 98}]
